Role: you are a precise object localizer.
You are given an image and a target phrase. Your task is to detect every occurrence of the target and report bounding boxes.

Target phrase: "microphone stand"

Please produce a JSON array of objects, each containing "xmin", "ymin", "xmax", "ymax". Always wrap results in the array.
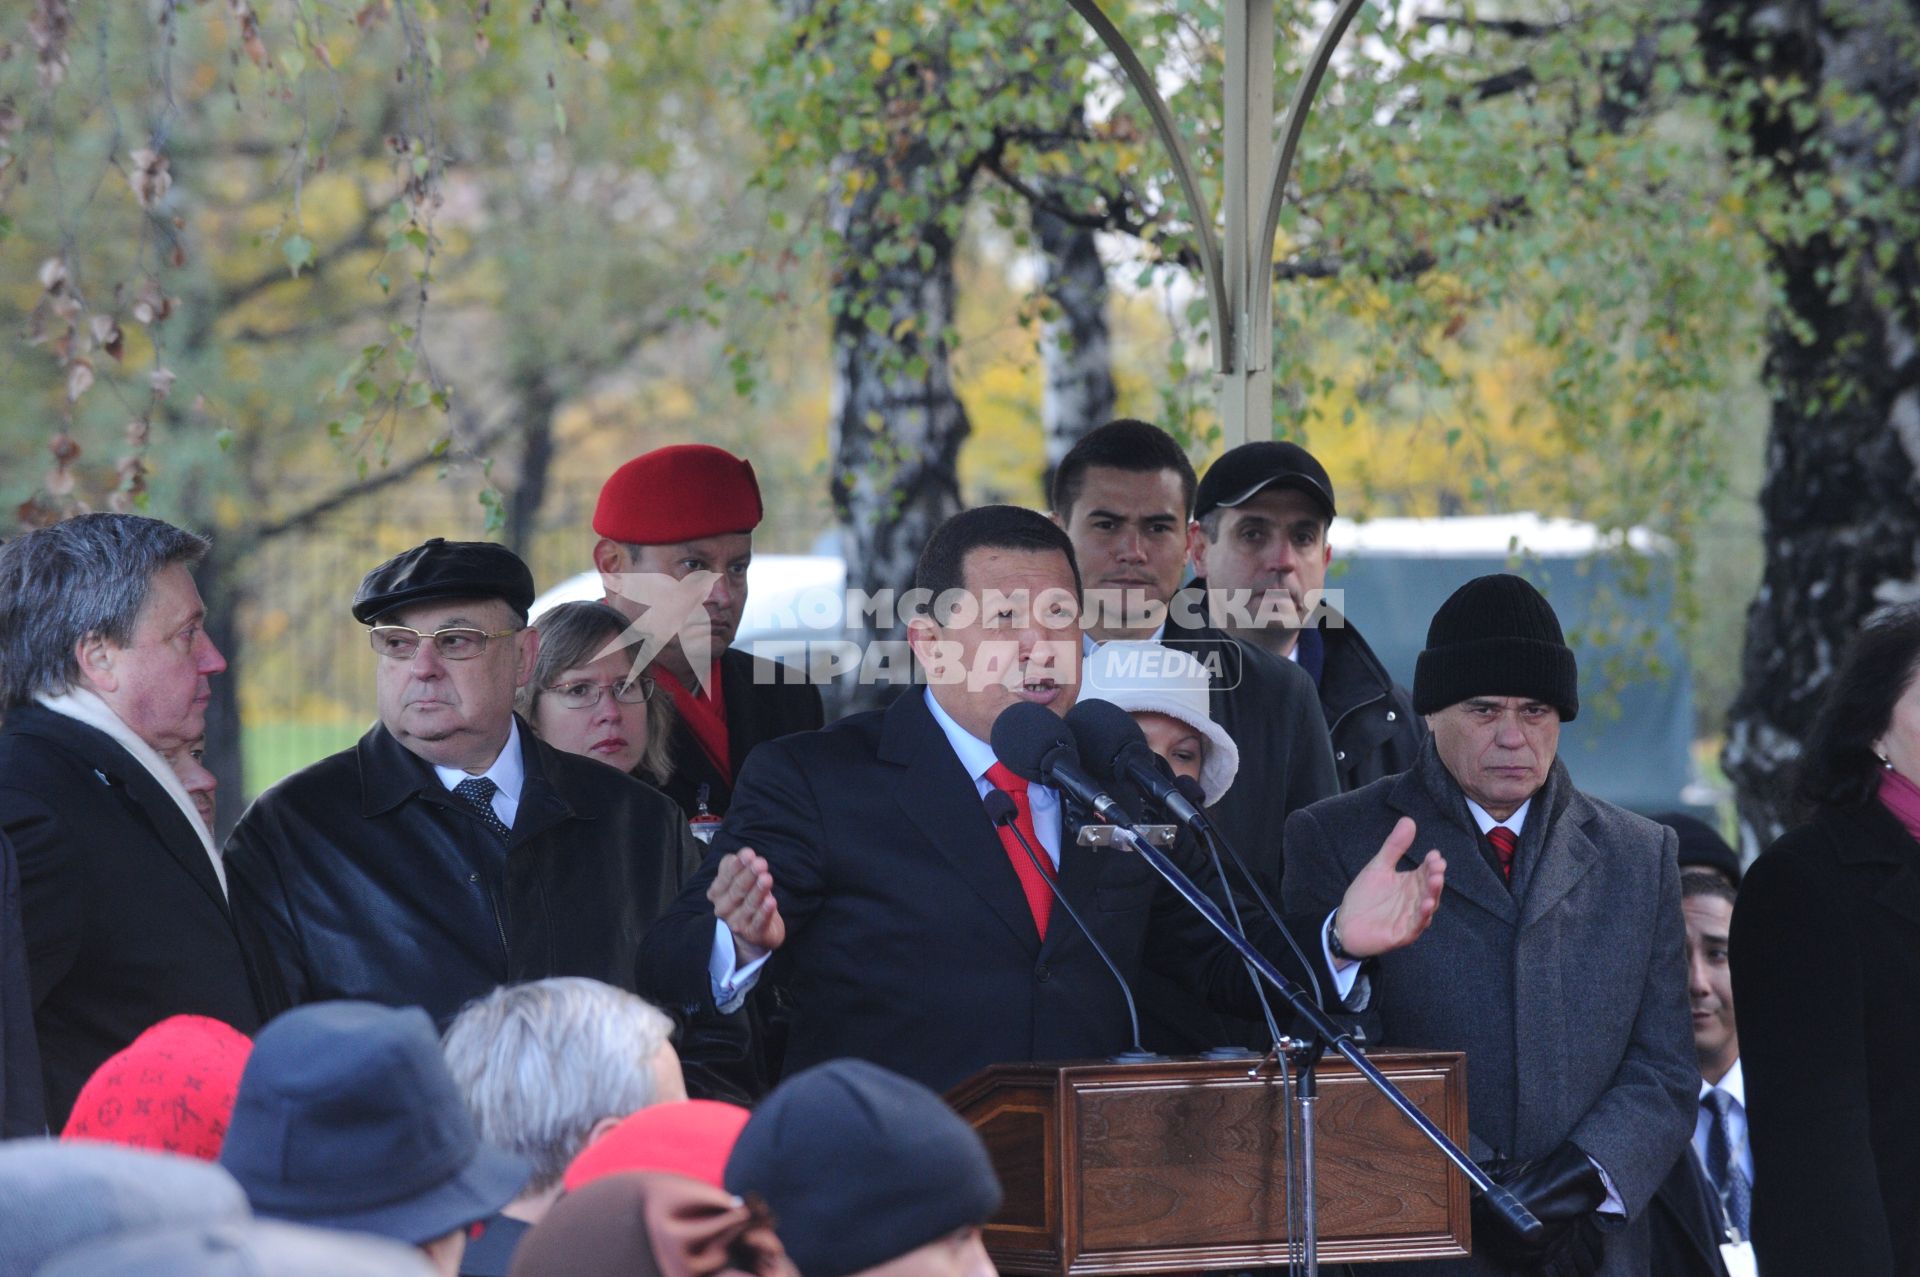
[{"xmin": 1100, "ymin": 820, "xmax": 1542, "ymax": 1274}]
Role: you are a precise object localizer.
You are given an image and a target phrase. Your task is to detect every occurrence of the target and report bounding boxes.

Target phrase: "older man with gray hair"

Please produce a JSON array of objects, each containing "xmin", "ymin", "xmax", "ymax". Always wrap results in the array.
[
  {"xmin": 441, "ymin": 977, "xmax": 686, "ymax": 1277},
  {"xmin": 0, "ymin": 513, "xmax": 259, "ymax": 1129}
]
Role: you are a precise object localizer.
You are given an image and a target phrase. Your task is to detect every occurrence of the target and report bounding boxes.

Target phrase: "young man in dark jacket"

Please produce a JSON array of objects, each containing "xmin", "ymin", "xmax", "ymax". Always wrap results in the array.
[{"xmin": 1188, "ymin": 440, "xmax": 1424, "ymax": 792}]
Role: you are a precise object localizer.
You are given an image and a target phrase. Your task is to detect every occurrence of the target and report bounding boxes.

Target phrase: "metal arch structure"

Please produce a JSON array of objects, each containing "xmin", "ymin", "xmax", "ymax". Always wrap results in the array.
[{"xmin": 1061, "ymin": 0, "xmax": 1372, "ymax": 445}]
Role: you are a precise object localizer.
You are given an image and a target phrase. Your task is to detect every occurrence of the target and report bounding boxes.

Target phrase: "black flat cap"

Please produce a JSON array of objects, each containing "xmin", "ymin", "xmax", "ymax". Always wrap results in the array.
[
  {"xmin": 724, "ymin": 1060, "xmax": 1002, "ymax": 1277},
  {"xmin": 351, "ymin": 539, "xmax": 536, "ymax": 624},
  {"xmin": 1193, "ymin": 440, "xmax": 1336, "ymax": 521}
]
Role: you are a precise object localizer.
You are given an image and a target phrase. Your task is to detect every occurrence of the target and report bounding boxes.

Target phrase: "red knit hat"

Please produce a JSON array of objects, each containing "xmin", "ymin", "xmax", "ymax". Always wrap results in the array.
[
  {"xmin": 562, "ymin": 1099, "xmax": 752, "ymax": 1193},
  {"xmin": 593, "ymin": 445, "xmax": 763, "ymax": 545},
  {"xmin": 62, "ymin": 1015, "xmax": 254, "ymax": 1162}
]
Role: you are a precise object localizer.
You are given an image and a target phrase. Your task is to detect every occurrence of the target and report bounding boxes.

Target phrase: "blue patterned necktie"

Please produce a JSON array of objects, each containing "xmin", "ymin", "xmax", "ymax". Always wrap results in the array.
[
  {"xmin": 1702, "ymin": 1088, "xmax": 1752, "ymax": 1238},
  {"xmin": 453, "ymin": 776, "xmax": 509, "ymax": 838}
]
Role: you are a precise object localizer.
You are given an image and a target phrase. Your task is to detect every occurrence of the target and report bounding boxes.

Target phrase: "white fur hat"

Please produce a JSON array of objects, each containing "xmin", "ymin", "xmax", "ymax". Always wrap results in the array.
[{"xmin": 1079, "ymin": 640, "xmax": 1239, "ymax": 806}]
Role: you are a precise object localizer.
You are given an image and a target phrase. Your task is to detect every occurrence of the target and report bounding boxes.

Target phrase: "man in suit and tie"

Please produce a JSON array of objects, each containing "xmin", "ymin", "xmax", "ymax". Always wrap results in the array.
[
  {"xmin": 1284, "ymin": 573, "xmax": 1696, "ymax": 1277},
  {"xmin": 0, "ymin": 514, "xmax": 261, "ymax": 1128},
  {"xmin": 638, "ymin": 505, "xmax": 1447, "ymax": 1093},
  {"xmin": 1649, "ymin": 871, "xmax": 1749, "ymax": 1277},
  {"xmin": 225, "ymin": 539, "xmax": 698, "ymax": 1026}
]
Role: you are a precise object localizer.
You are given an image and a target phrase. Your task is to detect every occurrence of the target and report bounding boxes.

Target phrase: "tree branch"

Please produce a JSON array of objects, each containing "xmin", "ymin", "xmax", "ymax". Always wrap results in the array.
[{"xmin": 249, "ymin": 405, "xmax": 516, "ymax": 542}]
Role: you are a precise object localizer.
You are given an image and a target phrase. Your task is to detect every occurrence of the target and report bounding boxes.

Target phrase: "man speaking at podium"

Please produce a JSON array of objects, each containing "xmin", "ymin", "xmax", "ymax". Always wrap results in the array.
[
  {"xmin": 637, "ymin": 505, "xmax": 1446, "ymax": 1095},
  {"xmin": 1285, "ymin": 574, "xmax": 1696, "ymax": 1277}
]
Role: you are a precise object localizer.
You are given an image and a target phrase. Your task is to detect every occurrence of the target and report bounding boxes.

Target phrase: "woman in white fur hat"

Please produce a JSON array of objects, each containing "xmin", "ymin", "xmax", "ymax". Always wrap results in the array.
[{"xmin": 1078, "ymin": 640, "xmax": 1239, "ymax": 807}]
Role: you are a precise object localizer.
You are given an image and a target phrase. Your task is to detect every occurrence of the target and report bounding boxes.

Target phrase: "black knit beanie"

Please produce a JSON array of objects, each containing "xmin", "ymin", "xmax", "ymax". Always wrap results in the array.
[
  {"xmin": 1412, "ymin": 574, "xmax": 1579, "ymax": 720},
  {"xmin": 723, "ymin": 1060, "xmax": 1002, "ymax": 1277}
]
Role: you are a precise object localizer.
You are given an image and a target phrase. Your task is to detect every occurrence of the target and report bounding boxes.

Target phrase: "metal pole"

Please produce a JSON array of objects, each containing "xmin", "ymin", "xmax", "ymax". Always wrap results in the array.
[
  {"xmin": 1221, "ymin": 1, "xmax": 1274, "ymax": 446},
  {"xmin": 1061, "ymin": 0, "xmax": 1367, "ymax": 444}
]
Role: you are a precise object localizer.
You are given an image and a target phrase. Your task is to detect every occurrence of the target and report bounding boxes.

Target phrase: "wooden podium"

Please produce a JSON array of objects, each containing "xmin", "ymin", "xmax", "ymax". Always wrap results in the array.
[{"xmin": 947, "ymin": 1050, "xmax": 1472, "ymax": 1274}]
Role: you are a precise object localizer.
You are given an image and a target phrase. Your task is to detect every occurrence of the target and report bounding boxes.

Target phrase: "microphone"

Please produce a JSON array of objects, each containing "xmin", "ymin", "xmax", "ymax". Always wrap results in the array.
[
  {"xmin": 1067, "ymin": 700, "xmax": 1212, "ymax": 833},
  {"xmin": 1066, "ymin": 698, "xmax": 1326, "ymax": 1012},
  {"xmin": 989, "ymin": 702, "xmax": 1131, "ymax": 826},
  {"xmin": 981, "ymin": 789, "xmax": 1159, "ymax": 1063}
]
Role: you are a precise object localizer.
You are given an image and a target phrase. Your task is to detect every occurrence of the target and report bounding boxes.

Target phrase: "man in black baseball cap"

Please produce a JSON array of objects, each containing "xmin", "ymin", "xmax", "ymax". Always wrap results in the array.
[
  {"xmin": 225, "ymin": 539, "xmax": 700, "ymax": 1026},
  {"xmin": 1187, "ymin": 440, "xmax": 1422, "ymax": 793}
]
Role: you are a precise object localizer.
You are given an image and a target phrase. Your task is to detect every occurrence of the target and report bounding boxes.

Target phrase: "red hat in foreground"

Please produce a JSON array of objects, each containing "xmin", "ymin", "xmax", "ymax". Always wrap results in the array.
[
  {"xmin": 62, "ymin": 1015, "xmax": 254, "ymax": 1162},
  {"xmin": 593, "ymin": 444, "xmax": 763, "ymax": 545},
  {"xmin": 563, "ymin": 1099, "xmax": 752, "ymax": 1193}
]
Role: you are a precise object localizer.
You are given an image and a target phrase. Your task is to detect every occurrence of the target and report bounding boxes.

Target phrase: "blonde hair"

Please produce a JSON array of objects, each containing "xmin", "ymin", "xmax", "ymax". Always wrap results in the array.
[{"xmin": 517, "ymin": 600, "xmax": 676, "ymax": 787}]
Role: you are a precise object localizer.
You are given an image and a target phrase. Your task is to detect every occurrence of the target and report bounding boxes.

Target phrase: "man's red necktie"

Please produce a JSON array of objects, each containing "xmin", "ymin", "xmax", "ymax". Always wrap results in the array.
[
  {"xmin": 1487, "ymin": 825, "xmax": 1518, "ymax": 882},
  {"xmin": 986, "ymin": 762, "xmax": 1056, "ymax": 938}
]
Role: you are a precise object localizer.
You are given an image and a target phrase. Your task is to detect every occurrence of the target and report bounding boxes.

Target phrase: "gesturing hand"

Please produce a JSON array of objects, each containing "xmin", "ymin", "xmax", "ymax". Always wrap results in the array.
[
  {"xmin": 1333, "ymin": 816, "xmax": 1446, "ymax": 959},
  {"xmin": 708, "ymin": 848, "xmax": 786, "ymax": 964}
]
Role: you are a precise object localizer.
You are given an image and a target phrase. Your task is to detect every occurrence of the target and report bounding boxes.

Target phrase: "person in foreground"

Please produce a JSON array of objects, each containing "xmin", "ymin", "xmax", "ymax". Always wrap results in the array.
[
  {"xmin": 725, "ymin": 1059, "xmax": 1001, "ymax": 1277},
  {"xmin": 1732, "ymin": 602, "xmax": 1920, "ymax": 1277},
  {"xmin": 509, "ymin": 1171, "xmax": 795, "ymax": 1277},
  {"xmin": 441, "ymin": 977, "xmax": 687, "ymax": 1276},
  {"xmin": 638, "ymin": 506, "xmax": 1445, "ymax": 1092},
  {"xmin": 219, "ymin": 1000, "xmax": 529, "ymax": 1277},
  {"xmin": 1284, "ymin": 573, "xmax": 1695, "ymax": 1277}
]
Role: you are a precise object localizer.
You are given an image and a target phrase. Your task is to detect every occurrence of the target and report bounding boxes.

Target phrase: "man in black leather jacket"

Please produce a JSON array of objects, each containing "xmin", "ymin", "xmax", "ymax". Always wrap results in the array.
[{"xmin": 226, "ymin": 539, "xmax": 700, "ymax": 1025}]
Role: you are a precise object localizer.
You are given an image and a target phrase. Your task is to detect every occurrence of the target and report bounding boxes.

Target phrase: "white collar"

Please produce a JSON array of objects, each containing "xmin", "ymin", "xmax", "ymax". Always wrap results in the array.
[
  {"xmin": 1700, "ymin": 1058, "xmax": 1745, "ymax": 1107},
  {"xmin": 924, "ymin": 689, "xmax": 1001, "ymax": 786},
  {"xmin": 432, "ymin": 718, "xmax": 526, "ymax": 802},
  {"xmin": 1081, "ymin": 623, "xmax": 1168, "ymax": 658},
  {"xmin": 1466, "ymin": 797, "xmax": 1531, "ymax": 837},
  {"xmin": 36, "ymin": 686, "xmax": 224, "ymax": 894}
]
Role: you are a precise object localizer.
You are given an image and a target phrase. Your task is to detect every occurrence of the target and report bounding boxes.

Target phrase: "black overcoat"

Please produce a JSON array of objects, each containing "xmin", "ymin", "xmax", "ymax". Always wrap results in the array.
[{"xmin": 0, "ymin": 705, "xmax": 263, "ymax": 1128}]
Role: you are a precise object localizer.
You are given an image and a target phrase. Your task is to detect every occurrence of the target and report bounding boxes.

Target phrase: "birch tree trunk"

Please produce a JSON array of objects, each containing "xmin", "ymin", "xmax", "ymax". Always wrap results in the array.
[
  {"xmin": 1710, "ymin": 0, "xmax": 1920, "ymax": 847},
  {"xmin": 827, "ymin": 154, "xmax": 970, "ymax": 715},
  {"xmin": 1036, "ymin": 206, "xmax": 1116, "ymax": 503}
]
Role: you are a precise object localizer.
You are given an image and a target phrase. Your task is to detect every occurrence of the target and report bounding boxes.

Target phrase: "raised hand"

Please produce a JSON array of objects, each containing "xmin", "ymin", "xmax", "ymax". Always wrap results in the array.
[
  {"xmin": 708, "ymin": 848, "xmax": 786, "ymax": 964},
  {"xmin": 1333, "ymin": 816, "xmax": 1446, "ymax": 958}
]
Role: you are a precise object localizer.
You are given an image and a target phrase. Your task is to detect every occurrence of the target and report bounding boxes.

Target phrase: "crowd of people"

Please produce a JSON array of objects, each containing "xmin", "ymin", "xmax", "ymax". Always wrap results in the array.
[{"xmin": 0, "ymin": 422, "xmax": 1913, "ymax": 1276}]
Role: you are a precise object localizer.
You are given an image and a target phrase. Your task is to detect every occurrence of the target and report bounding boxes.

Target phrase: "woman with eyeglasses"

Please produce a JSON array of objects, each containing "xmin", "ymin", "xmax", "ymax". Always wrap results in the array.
[{"xmin": 517, "ymin": 602, "xmax": 678, "ymax": 789}]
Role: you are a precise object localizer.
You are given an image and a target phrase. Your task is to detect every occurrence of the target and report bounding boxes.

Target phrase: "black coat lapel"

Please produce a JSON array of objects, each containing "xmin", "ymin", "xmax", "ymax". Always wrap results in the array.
[
  {"xmin": 879, "ymin": 693, "xmax": 1043, "ymax": 954},
  {"xmin": 15, "ymin": 707, "xmax": 229, "ymax": 916}
]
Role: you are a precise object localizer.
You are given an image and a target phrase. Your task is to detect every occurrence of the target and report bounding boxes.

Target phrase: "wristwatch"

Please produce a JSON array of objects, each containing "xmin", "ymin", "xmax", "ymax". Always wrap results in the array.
[{"xmin": 1327, "ymin": 913, "xmax": 1356, "ymax": 963}]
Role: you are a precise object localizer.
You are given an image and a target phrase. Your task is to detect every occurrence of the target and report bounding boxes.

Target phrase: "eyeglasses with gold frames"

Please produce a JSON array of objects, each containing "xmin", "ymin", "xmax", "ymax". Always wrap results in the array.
[{"xmin": 367, "ymin": 625, "xmax": 524, "ymax": 661}]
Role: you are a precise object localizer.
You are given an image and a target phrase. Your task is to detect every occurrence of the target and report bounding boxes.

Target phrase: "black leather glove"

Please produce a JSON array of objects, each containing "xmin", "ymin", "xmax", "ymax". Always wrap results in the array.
[
  {"xmin": 1534, "ymin": 1214, "xmax": 1604, "ymax": 1277},
  {"xmin": 1472, "ymin": 1142, "xmax": 1607, "ymax": 1270}
]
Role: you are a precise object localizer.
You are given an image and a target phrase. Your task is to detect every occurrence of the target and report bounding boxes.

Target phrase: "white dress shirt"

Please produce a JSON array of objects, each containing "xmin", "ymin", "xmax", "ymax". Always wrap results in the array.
[{"xmin": 431, "ymin": 718, "xmax": 525, "ymax": 830}]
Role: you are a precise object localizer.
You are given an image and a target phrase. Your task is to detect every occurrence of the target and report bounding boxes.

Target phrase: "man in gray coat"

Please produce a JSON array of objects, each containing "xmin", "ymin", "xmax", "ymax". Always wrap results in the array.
[{"xmin": 1284, "ymin": 574, "xmax": 1694, "ymax": 1277}]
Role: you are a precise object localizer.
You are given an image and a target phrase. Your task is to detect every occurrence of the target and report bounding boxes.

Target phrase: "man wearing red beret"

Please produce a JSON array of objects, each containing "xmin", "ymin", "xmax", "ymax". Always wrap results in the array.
[{"xmin": 590, "ymin": 445, "xmax": 825, "ymax": 827}]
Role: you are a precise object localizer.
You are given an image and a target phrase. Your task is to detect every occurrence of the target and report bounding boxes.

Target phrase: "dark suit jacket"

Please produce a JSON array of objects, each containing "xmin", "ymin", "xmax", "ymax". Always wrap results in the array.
[
  {"xmin": 1647, "ymin": 1144, "xmax": 1732, "ymax": 1277},
  {"xmin": 0, "ymin": 705, "xmax": 263, "ymax": 1128},
  {"xmin": 1732, "ymin": 800, "xmax": 1920, "ymax": 1277},
  {"xmin": 1163, "ymin": 588, "xmax": 1339, "ymax": 901},
  {"xmin": 658, "ymin": 648, "xmax": 825, "ymax": 820},
  {"xmin": 1, "ymin": 829, "xmax": 44, "ymax": 1136},
  {"xmin": 1308, "ymin": 615, "xmax": 1425, "ymax": 792},
  {"xmin": 1284, "ymin": 741, "xmax": 1696, "ymax": 1277},
  {"xmin": 636, "ymin": 689, "xmax": 1342, "ymax": 1094},
  {"xmin": 226, "ymin": 718, "xmax": 700, "ymax": 1026}
]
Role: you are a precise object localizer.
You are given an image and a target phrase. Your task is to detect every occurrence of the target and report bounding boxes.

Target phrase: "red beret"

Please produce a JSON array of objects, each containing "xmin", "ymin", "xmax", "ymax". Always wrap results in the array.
[
  {"xmin": 563, "ymin": 1099, "xmax": 751, "ymax": 1192},
  {"xmin": 593, "ymin": 445, "xmax": 763, "ymax": 545},
  {"xmin": 62, "ymin": 1014, "xmax": 254, "ymax": 1162}
]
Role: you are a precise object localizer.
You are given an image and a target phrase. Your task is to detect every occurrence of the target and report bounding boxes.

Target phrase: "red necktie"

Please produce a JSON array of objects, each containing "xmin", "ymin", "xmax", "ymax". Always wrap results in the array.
[
  {"xmin": 986, "ymin": 762, "xmax": 1056, "ymax": 939},
  {"xmin": 1487, "ymin": 825, "xmax": 1517, "ymax": 882}
]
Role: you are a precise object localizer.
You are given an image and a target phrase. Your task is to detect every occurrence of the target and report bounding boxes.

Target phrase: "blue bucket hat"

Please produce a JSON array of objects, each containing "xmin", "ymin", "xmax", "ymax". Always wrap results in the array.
[{"xmin": 219, "ymin": 1002, "xmax": 530, "ymax": 1246}]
